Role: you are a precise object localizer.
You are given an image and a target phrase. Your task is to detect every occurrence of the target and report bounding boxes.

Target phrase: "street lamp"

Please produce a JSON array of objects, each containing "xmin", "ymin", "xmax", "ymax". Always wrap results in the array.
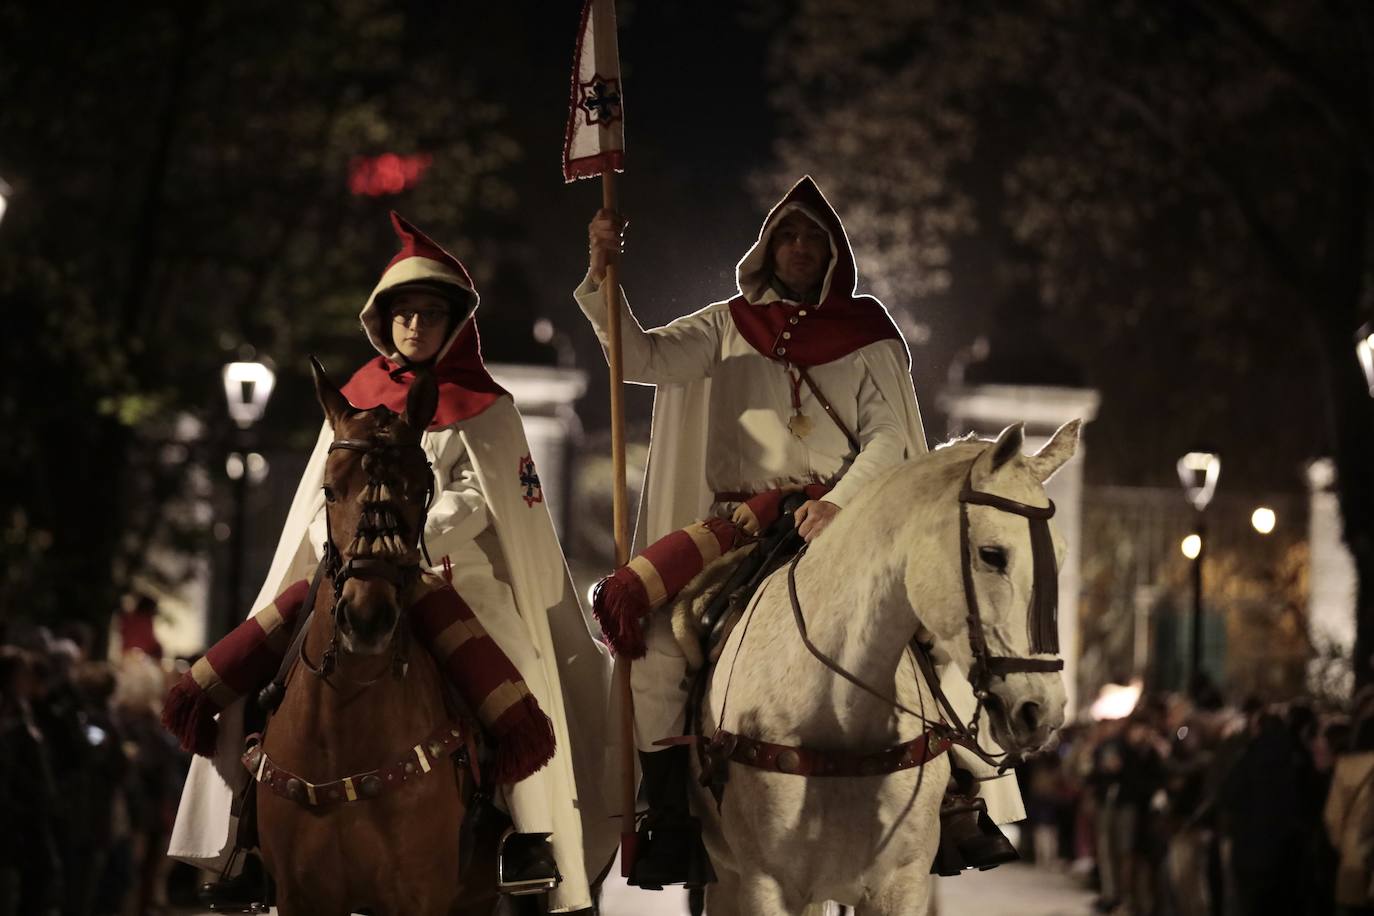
[
  {"xmin": 1357, "ymin": 322, "xmax": 1374, "ymax": 397},
  {"xmin": 1177, "ymin": 450, "xmax": 1220, "ymax": 696},
  {"xmin": 222, "ymin": 359, "xmax": 275, "ymax": 637},
  {"xmin": 222, "ymin": 361, "xmax": 277, "ymax": 428},
  {"xmin": 0, "ymin": 174, "xmax": 11, "ymax": 227}
]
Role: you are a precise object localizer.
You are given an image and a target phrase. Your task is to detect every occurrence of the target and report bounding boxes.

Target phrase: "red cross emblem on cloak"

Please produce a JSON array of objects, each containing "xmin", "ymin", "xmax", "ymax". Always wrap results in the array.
[{"xmin": 518, "ymin": 454, "xmax": 544, "ymax": 508}]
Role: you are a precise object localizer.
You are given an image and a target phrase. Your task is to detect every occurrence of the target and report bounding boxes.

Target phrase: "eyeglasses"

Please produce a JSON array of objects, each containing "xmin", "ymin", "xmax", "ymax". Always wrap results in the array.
[{"xmin": 392, "ymin": 307, "xmax": 450, "ymax": 328}]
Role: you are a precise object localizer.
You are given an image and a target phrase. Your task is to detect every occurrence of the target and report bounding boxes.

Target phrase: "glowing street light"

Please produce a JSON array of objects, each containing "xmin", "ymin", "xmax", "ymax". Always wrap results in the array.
[
  {"xmin": 1177, "ymin": 449, "xmax": 1220, "ymax": 697},
  {"xmin": 1357, "ymin": 322, "xmax": 1374, "ymax": 397},
  {"xmin": 221, "ymin": 359, "xmax": 275, "ymax": 638},
  {"xmin": 1176, "ymin": 451, "xmax": 1221, "ymax": 511},
  {"xmin": 1251, "ymin": 507, "xmax": 1276, "ymax": 535},
  {"xmin": 0, "ymin": 174, "xmax": 11, "ymax": 227},
  {"xmin": 222, "ymin": 361, "xmax": 276, "ymax": 429},
  {"xmin": 1180, "ymin": 534, "xmax": 1202, "ymax": 559}
]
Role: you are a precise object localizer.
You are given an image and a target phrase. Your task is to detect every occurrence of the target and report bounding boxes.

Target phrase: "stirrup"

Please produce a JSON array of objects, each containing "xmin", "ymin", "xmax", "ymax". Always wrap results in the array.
[
  {"xmin": 932, "ymin": 795, "xmax": 1018, "ymax": 874},
  {"xmin": 627, "ymin": 812, "xmax": 717, "ymax": 890},
  {"xmin": 200, "ymin": 847, "xmax": 272, "ymax": 912},
  {"xmin": 497, "ymin": 828, "xmax": 561, "ymax": 896}
]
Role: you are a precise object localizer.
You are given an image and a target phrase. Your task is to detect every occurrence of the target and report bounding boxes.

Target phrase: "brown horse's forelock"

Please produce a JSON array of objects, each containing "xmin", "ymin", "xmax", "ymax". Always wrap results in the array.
[{"xmin": 323, "ymin": 412, "xmax": 433, "ymax": 655}]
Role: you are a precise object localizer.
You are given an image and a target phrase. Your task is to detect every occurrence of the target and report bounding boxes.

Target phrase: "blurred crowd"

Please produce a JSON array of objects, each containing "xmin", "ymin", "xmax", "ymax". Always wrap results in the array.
[
  {"xmin": 1017, "ymin": 681, "xmax": 1374, "ymax": 916},
  {"xmin": 0, "ymin": 614, "xmax": 196, "ymax": 916},
  {"xmin": 5, "ymin": 604, "xmax": 1374, "ymax": 916}
]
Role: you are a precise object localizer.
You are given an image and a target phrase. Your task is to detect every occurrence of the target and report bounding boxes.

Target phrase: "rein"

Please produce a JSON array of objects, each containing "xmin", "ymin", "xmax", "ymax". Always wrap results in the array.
[{"xmin": 709, "ymin": 459, "xmax": 1065, "ymax": 782}]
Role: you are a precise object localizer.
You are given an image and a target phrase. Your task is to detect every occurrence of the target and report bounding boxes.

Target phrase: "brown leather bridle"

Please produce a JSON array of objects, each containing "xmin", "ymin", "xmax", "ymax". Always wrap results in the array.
[
  {"xmin": 957, "ymin": 469, "xmax": 1063, "ymax": 690},
  {"xmin": 303, "ymin": 435, "xmax": 436, "ymax": 683}
]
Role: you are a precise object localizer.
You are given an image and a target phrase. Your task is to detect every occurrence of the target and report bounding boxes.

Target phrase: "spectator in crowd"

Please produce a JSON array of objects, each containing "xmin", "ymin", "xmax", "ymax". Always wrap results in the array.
[
  {"xmin": 0, "ymin": 645, "xmax": 63, "ymax": 916},
  {"xmin": 116, "ymin": 594, "xmax": 163, "ymax": 661},
  {"xmin": 1218, "ymin": 709, "xmax": 1304, "ymax": 915},
  {"xmin": 1088, "ymin": 716, "xmax": 1131, "ymax": 913},
  {"xmin": 1325, "ymin": 687, "xmax": 1374, "ymax": 916}
]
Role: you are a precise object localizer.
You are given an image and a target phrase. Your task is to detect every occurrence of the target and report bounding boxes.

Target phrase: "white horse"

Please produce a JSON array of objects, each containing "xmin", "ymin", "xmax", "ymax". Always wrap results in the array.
[{"xmin": 690, "ymin": 421, "xmax": 1079, "ymax": 915}]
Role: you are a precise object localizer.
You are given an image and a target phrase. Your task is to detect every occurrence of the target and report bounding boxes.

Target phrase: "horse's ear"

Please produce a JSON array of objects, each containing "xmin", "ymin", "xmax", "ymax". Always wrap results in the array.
[
  {"xmin": 970, "ymin": 423, "xmax": 1024, "ymax": 489},
  {"xmin": 402, "ymin": 369, "xmax": 439, "ymax": 433},
  {"xmin": 1025, "ymin": 419, "xmax": 1082, "ymax": 483},
  {"xmin": 311, "ymin": 356, "xmax": 353, "ymax": 428}
]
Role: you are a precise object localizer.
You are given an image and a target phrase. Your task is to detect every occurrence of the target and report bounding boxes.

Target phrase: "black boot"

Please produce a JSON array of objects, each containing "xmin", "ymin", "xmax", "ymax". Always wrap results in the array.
[
  {"xmin": 198, "ymin": 849, "xmax": 272, "ymax": 913},
  {"xmin": 497, "ymin": 830, "xmax": 561, "ymax": 895},
  {"xmin": 932, "ymin": 781, "xmax": 1019, "ymax": 875},
  {"xmin": 628, "ymin": 746, "xmax": 716, "ymax": 890}
]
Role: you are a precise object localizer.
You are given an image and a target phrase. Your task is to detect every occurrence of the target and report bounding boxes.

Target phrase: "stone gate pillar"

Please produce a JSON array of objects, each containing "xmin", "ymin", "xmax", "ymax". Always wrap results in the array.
[{"xmin": 1306, "ymin": 458, "xmax": 1356, "ymax": 695}]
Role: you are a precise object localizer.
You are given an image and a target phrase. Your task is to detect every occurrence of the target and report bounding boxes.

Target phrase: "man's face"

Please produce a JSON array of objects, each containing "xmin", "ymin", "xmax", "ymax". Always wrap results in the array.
[
  {"xmin": 389, "ymin": 290, "xmax": 453, "ymax": 363},
  {"xmin": 769, "ymin": 211, "xmax": 831, "ymax": 296}
]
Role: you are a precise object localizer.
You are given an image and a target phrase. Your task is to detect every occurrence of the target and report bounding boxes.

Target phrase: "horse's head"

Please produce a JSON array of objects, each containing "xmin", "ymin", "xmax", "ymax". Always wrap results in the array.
[
  {"xmin": 913, "ymin": 420, "xmax": 1081, "ymax": 758},
  {"xmin": 311, "ymin": 357, "xmax": 438, "ymax": 656}
]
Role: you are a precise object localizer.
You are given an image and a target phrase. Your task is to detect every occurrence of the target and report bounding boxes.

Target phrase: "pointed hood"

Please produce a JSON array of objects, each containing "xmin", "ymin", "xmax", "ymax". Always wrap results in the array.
[
  {"xmin": 735, "ymin": 175, "xmax": 857, "ymax": 307},
  {"xmin": 342, "ymin": 212, "xmax": 506, "ymax": 428},
  {"xmin": 728, "ymin": 176, "xmax": 902, "ymax": 368}
]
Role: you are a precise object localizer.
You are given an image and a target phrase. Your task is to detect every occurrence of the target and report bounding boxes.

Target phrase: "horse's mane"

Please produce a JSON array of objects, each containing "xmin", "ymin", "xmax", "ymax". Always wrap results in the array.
[
  {"xmin": 905, "ymin": 434, "xmax": 994, "ymax": 494},
  {"xmin": 932, "ymin": 431, "xmax": 988, "ymax": 451}
]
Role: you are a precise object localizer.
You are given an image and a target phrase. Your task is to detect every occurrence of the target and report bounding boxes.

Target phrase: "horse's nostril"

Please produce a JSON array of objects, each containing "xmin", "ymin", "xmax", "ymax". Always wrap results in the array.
[{"xmin": 1016, "ymin": 700, "xmax": 1043, "ymax": 734}]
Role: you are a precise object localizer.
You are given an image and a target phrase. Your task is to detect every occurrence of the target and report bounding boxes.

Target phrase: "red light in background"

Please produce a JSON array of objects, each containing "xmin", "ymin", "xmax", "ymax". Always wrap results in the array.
[{"xmin": 349, "ymin": 153, "xmax": 433, "ymax": 196}]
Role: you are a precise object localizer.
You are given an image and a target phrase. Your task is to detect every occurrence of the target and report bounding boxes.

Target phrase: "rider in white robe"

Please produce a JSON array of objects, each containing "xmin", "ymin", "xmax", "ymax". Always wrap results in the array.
[
  {"xmin": 171, "ymin": 212, "xmax": 616, "ymax": 913},
  {"xmin": 574, "ymin": 177, "xmax": 1025, "ymax": 840}
]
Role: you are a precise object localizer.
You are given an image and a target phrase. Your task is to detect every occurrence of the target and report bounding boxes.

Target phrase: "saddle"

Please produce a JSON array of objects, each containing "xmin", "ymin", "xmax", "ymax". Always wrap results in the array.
[{"xmin": 672, "ymin": 494, "xmax": 810, "ymax": 801}]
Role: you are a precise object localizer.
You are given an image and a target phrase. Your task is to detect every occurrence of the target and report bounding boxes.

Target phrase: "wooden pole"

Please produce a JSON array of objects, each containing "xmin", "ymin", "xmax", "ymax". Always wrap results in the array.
[{"xmin": 601, "ymin": 169, "xmax": 638, "ymax": 875}]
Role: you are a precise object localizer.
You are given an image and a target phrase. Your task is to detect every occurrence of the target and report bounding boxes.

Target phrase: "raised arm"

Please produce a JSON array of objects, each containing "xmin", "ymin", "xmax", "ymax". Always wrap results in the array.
[{"xmin": 573, "ymin": 208, "xmax": 719, "ymax": 385}]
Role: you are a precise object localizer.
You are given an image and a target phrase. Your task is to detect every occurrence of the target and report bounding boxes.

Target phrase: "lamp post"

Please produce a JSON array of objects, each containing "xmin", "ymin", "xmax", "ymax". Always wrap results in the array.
[
  {"xmin": 222, "ymin": 360, "xmax": 275, "ymax": 637},
  {"xmin": 1177, "ymin": 450, "xmax": 1220, "ymax": 695},
  {"xmin": 0, "ymin": 174, "xmax": 11, "ymax": 228},
  {"xmin": 1357, "ymin": 322, "xmax": 1374, "ymax": 397}
]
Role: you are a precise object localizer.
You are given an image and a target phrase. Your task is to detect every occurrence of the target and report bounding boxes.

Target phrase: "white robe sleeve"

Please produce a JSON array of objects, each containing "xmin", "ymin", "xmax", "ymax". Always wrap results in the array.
[
  {"xmin": 573, "ymin": 272, "xmax": 719, "ymax": 385},
  {"xmin": 420, "ymin": 428, "xmax": 490, "ymax": 562},
  {"xmin": 822, "ymin": 364, "xmax": 907, "ymax": 509}
]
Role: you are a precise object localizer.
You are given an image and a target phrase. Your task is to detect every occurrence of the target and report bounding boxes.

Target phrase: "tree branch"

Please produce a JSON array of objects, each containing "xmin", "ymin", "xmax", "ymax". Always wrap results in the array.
[
  {"xmin": 1183, "ymin": 0, "xmax": 1374, "ymax": 174},
  {"xmin": 1100, "ymin": 80, "xmax": 1313, "ymax": 294}
]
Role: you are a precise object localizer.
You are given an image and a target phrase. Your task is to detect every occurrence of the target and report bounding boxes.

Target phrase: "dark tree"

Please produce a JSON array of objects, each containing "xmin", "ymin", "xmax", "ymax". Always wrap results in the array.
[
  {"xmin": 754, "ymin": 0, "xmax": 1374, "ymax": 690},
  {"xmin": 0, "ymin": 0, "xmax": 521, "ymax": 636}
]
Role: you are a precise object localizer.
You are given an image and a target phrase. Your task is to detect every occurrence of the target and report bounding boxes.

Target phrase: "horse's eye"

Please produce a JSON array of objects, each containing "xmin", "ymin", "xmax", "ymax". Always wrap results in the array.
[
  {"xmin": 323, "ymin": 485, "xmax": 336, "ymax": 503},
  {"xmin": 978, "ymin": 546, "xmax": 1008, "ymax": 573}
]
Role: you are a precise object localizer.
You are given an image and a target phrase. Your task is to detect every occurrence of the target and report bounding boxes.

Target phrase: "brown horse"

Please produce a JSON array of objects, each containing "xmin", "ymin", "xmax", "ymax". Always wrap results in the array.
[{"xmin": 255, "ymin": 359, "xmax": 499, "ymax": 916}]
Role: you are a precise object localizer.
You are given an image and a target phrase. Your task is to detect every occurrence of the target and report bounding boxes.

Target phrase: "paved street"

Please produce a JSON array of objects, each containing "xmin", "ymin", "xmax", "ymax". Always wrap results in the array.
[
  {"xmin": 179, "ymin": 858, "xmax": 1095, "ymax": 915},
  {"xmin": 935, "ymin": 862, "xmax": 1096, "ymax": 916},
  {"xmin": 597, "ymin": 856, "xmax": 1097, "ymax": 915}
]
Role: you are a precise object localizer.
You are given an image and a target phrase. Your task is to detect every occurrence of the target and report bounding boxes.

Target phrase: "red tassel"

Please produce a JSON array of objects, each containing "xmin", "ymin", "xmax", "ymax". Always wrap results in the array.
[
  {"xmin": 489, "ymin": 701, "xmax": 556, "ymax": 784},
  {"xmin": 591, "ymin": 572, "xmax": 650, "ymax": 659},
  {"xmin": 160, "ymin": 677, "xmax": 220, "ymax": 756}
]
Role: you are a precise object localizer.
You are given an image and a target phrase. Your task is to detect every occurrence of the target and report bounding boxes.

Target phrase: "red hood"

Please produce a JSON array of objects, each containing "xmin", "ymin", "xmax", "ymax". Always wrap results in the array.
[
  {"xmin": 729, "ymin": 176, "xmax": 903, "ymax": 368},
  {"xmin": 341, "ymin": 212, "xmax": 506, "ymax": 428}
]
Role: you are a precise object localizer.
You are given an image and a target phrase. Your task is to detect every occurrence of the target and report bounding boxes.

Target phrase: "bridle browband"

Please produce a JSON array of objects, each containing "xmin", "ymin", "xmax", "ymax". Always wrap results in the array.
[{"xmin": 302, "ymin": 434, "xmax": 436, "ymax": 683}]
